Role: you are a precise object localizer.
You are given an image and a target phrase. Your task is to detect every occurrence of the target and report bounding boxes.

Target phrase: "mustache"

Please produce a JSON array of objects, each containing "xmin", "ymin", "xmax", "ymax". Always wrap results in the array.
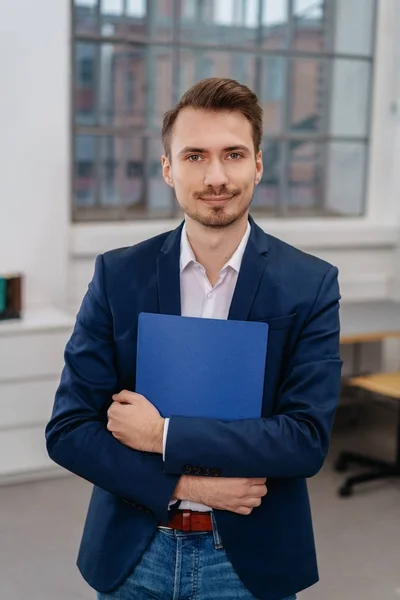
[{"xmin": 193, "ymin": 187, "xmax": 241, "ymax": 200}]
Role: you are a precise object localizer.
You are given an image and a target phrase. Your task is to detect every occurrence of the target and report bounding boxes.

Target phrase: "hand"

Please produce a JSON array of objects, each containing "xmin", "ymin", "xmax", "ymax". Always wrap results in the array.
[
  {"xmin": 173, "ymin": 476, "xmax": 268, "ymax": 515},
  {"xmin": 107, "ymin": 390, "xmax": 164, "ymax": 454}
]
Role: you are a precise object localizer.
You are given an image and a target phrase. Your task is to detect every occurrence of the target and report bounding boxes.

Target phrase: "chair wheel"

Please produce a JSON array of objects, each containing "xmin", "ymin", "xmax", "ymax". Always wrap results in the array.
[
  {"xmin": 338, "ymin": 485, "xmax": 353, "ymax": 497},
  {"xmin": 334, "ymin": 457, "xmax": 348, "ymax": 472}
]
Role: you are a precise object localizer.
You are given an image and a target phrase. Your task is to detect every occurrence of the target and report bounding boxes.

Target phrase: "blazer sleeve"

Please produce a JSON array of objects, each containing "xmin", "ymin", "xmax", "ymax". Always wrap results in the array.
[
  {"xmin": 163, "ymin": 265, "xmax": 343, "ymax": 479},
  {"xmin": 45, "ymin": 254, "xmax": 179, "ymax": 524}
]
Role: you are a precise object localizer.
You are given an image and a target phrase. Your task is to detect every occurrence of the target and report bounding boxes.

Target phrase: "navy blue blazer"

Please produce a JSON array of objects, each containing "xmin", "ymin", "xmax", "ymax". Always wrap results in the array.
[{"xmin": 45, "ymin": 216, "xmax": 342, "ymax": 600}]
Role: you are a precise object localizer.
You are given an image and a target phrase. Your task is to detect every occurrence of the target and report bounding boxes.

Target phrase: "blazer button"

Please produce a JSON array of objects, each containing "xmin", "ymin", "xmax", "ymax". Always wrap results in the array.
[
  {"xmin": 193, "ymin": 466, "xmax": 202, "ymax": 475},
  {"xmin": 203, "ymin": 467, "xmax": 211, "ymax": 476},
  {"xmin": 211, "ymin": 468, "xmax": 221, "ymax": 477},
  {"xmin": 183, "ymin": 465, "xmax": 192, "ymax": 474}
]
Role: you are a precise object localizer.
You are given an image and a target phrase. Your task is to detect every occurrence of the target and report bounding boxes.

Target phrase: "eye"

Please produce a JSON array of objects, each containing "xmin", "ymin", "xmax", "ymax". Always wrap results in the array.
[
  {"xmin": 187, "ymin": 155, "xmax": 203, "ymax": 162},
  {"xmin": 228, "ymin": 153, "xmax": 242, "ymax": 160}
]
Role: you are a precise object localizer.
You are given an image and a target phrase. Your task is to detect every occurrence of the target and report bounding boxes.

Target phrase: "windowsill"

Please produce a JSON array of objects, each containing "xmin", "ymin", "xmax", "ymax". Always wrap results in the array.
[
  {"xmin": 70, "ymin": 216, "xmax": 399, "ymax": 258},
  {"xmin": 0, "ymin": 307, "xmax": 74, "ymax": 336}
]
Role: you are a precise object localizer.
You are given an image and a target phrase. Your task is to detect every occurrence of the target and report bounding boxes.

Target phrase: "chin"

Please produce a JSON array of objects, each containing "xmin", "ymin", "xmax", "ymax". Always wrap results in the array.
[
  {"xmin": 199, "ymin": 203, "xmax": 251, "ymax": 229},
  {"xmin": 179, "ymin": 195, "xmax": 252, "ymax": 229},
  {"xmin": 191, "ymin": 208, "xmax": 240, "ymax": 229}
]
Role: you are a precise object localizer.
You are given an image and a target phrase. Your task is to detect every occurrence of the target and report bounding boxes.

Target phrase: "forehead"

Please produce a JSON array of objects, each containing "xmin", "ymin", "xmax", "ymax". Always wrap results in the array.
[{"xmin": 171, "ymin": 108, "xmax": 254, "ymax": 154}]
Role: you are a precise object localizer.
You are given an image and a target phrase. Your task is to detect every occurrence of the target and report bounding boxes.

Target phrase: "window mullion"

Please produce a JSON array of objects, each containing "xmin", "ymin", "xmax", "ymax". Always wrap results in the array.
[
  {"xmin": 278, "ymin": 0, "xmax": 295, "ymax": 217},
  {"xmin": 94, "ymin": 0, "xmax": 102, "ymax": 208}
]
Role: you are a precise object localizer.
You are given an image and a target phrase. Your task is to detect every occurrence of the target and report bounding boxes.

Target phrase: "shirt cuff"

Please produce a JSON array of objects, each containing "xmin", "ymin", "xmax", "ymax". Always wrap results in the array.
[
  {"xmin": 164, "ymin": 418, "xmax": 180, "ymax": 511},
  {"xmin": 163, "ymin": 417, "xmax": 170, "ymax": 462}
]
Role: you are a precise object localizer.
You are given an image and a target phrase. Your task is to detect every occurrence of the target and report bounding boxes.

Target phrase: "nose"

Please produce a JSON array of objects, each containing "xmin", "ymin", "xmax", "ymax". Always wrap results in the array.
[{"xmin": 204, "ymin": 159, "xmax": 229, "ymax": 189}]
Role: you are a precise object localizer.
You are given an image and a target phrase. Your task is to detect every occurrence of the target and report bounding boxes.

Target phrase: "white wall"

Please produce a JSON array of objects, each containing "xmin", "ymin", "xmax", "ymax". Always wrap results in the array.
[{"xmin": 0, "ymin": 0, "xmax": 70, "ymax": 309}]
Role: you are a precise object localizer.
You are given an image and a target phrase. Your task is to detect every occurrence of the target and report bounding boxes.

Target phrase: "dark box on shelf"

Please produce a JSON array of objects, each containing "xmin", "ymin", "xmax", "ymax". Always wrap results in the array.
[{"xmin": 0, "ymin": 274, "xmax": 23, "ymax": 320}]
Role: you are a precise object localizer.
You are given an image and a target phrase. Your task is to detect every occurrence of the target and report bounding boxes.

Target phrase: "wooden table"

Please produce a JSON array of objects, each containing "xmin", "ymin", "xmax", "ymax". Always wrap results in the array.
[{"xmin": 348, "ymin": 372, "xmax": 400, "ymax": 398}]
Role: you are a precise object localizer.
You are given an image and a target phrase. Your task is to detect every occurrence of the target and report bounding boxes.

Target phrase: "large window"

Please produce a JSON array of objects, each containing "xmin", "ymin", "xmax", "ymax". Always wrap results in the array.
[{"xmin": 72, "ymin": 0, "xmax": 376, "ymax": 221}]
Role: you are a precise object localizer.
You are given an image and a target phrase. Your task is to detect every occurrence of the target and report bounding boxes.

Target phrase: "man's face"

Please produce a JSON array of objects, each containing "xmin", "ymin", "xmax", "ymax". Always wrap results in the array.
[{"xmin": 162, "ymin": 108, "xmax": 263, "ymax": 229}]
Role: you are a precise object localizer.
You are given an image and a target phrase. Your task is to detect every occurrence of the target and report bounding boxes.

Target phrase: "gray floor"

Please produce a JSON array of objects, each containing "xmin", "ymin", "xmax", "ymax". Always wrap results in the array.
[{"xmin": 1, "ymin": 404, "xmax": 400, "ymax": 600}]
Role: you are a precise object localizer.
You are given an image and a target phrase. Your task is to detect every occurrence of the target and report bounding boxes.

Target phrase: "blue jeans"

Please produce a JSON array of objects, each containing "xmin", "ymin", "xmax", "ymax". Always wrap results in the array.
[{"xmin": 97, "ymin": 523, "xmax": 296, "ymax": 600}]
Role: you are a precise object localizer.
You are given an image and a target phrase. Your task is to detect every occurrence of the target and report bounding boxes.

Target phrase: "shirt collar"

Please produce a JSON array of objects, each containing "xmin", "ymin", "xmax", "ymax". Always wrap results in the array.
[
  {"xmin": 180, "ymin": 221, "xmax": 251, "ymax": 274},
  {"xmin": 180, "ymin": 225, "xmax": 197, "ymax": 273}
]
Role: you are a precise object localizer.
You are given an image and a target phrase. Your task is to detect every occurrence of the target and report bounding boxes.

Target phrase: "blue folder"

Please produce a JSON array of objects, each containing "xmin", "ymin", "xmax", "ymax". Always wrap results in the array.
[{"xmin": 135, "ymin": 312, "xmax": 269, "ymax": 420}]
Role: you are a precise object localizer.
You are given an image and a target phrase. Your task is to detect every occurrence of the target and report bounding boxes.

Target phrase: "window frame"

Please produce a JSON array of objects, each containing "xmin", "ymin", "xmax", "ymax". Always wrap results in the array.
[{"xmin": 71, "ymin": 0, "xmax": 388, "ymax": 228}]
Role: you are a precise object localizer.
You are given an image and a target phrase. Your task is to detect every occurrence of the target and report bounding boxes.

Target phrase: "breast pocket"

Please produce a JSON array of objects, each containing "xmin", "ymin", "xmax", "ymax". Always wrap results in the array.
[
  {"xmin": 255, "ymin": 314, "xmax": 297, "ymax": 416},
  {"xmin": 262, "ymin": 313, "xmax": 297, "ymax": 331}
]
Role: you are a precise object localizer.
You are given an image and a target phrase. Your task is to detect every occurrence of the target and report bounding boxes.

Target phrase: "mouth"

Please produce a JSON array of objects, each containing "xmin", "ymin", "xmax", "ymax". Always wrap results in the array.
[{"xmin": 199, "ymin": 195, "xmax": 233, "ymax": 203}]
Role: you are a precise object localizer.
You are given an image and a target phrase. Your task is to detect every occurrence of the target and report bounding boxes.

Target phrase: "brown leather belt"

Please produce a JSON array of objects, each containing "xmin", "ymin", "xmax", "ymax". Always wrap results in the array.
[{"xmin": 162, "ymin": 510, "xmax": 213, "ymax": 532}]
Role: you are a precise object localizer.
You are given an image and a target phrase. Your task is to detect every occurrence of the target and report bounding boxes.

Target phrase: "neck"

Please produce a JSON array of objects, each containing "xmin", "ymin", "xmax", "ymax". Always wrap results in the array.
[{"xmin": 184, "ymin": 214, "xmax": 249, "ymax": 283}]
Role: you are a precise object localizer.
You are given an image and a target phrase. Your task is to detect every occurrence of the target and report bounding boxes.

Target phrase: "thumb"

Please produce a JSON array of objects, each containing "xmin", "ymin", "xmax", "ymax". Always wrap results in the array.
[{"xmin": 112, "ymin": 391, "xmax": 134, "ymax": 405}]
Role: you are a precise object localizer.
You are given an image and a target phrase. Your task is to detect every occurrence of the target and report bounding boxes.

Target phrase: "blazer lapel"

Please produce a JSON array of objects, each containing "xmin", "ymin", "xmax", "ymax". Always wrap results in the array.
[
  {"xmin": 228, "ymin": 217, "xmax": 270, "ymax": 322},
  {"xmin": 156, "ymin": 217, "xmax": 269, "ymax": 321},
  {"xmin": 157, "ymin": 222, "xmax": 183, "ymax": 316}
]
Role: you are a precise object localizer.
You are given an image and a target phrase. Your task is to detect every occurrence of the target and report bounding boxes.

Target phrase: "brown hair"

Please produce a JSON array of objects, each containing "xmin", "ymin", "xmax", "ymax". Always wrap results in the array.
[{"xmin": 162, "ymin": 77, "xmax": 263, "ymax": 159}]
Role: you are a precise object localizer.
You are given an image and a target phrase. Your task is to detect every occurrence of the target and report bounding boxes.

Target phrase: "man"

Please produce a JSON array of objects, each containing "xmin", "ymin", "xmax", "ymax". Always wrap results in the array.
[{"xmin": 46, "ymin": 78, "xmax": 342, "ymax": 600}]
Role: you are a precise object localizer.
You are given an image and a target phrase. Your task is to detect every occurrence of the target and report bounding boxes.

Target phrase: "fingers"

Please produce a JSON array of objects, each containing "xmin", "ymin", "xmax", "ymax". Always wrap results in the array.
[
  {"xmin": 107, "ymin": 403, "xmax": 115, "ymax": 419},
  {"xmin": 107, "ymin": 391, "xmax": 139, "ymax": 425},
  {"xmin": 112, "ymin": 390, "xmax": 132, "ymax": 404},
  {"xmin": 252, "ymin": 484, "xmax": 268, "ymax": 498},
  {"xmin": 236, "ymin": 496, "xmax": 263, "ymax": 515},
  {"xmin": 249, "ymin": 478, "xmax": 267, "ymax": 485},
  {"xmin": 251, "ymin": 497, "xmax": 263, "ymax": 507},
  {"xmin": 112, "ymin": 390, "xmax": 138, "ymax": 404},
  {"xmin": 245, "ymin": 497, "xmax": 263, "ymax": 509},
  {"xmin": 237, "ymin": 506, "xmax": 253, "ymax": 516},
  {"xmin": 240, "ymin": 479, "xmax": 267, "ymax": 496},
  {"xmin": 112, "ymin": 390, "xmax": 148, "ymax": 405},
  {"xmin": 107, "ymin": 400, "xmax": 125, "ymax": 423}
]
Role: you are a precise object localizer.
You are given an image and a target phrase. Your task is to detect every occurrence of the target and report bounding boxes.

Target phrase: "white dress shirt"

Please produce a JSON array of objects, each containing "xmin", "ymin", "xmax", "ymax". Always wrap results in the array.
[{"xmin": 163, "ymin": 221, "xmax": 251, "ymax": 512}]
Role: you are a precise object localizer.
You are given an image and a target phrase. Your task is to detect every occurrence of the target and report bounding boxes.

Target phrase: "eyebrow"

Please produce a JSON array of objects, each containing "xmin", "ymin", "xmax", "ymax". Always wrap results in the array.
[{"xmin": 177, "ymin": 145, "xmax": 251, "ymax": 157}]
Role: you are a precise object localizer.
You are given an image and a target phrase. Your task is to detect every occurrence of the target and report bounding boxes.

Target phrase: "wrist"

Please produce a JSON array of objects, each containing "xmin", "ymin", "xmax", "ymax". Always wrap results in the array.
[
  {"xmin": 151, "ymin": 418, "xmax": 165, "ymax": 454},
  {"xmin": 174, "ymin": 475, "xmax": 197, "ymax": 502},
  {"xmin": 173, "ymin": 476, "xmax": 185, "ymax": 501}
]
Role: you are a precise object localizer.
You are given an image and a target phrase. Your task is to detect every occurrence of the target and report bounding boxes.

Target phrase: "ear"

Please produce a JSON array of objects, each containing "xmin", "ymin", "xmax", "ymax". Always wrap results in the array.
[
  {"xmin": 255, "ymin": 150, "xmax": 263, "ymax": 186},
  {"xmin": 162, "ymin": 155, "xmax": 174, "ymax": 188}
]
